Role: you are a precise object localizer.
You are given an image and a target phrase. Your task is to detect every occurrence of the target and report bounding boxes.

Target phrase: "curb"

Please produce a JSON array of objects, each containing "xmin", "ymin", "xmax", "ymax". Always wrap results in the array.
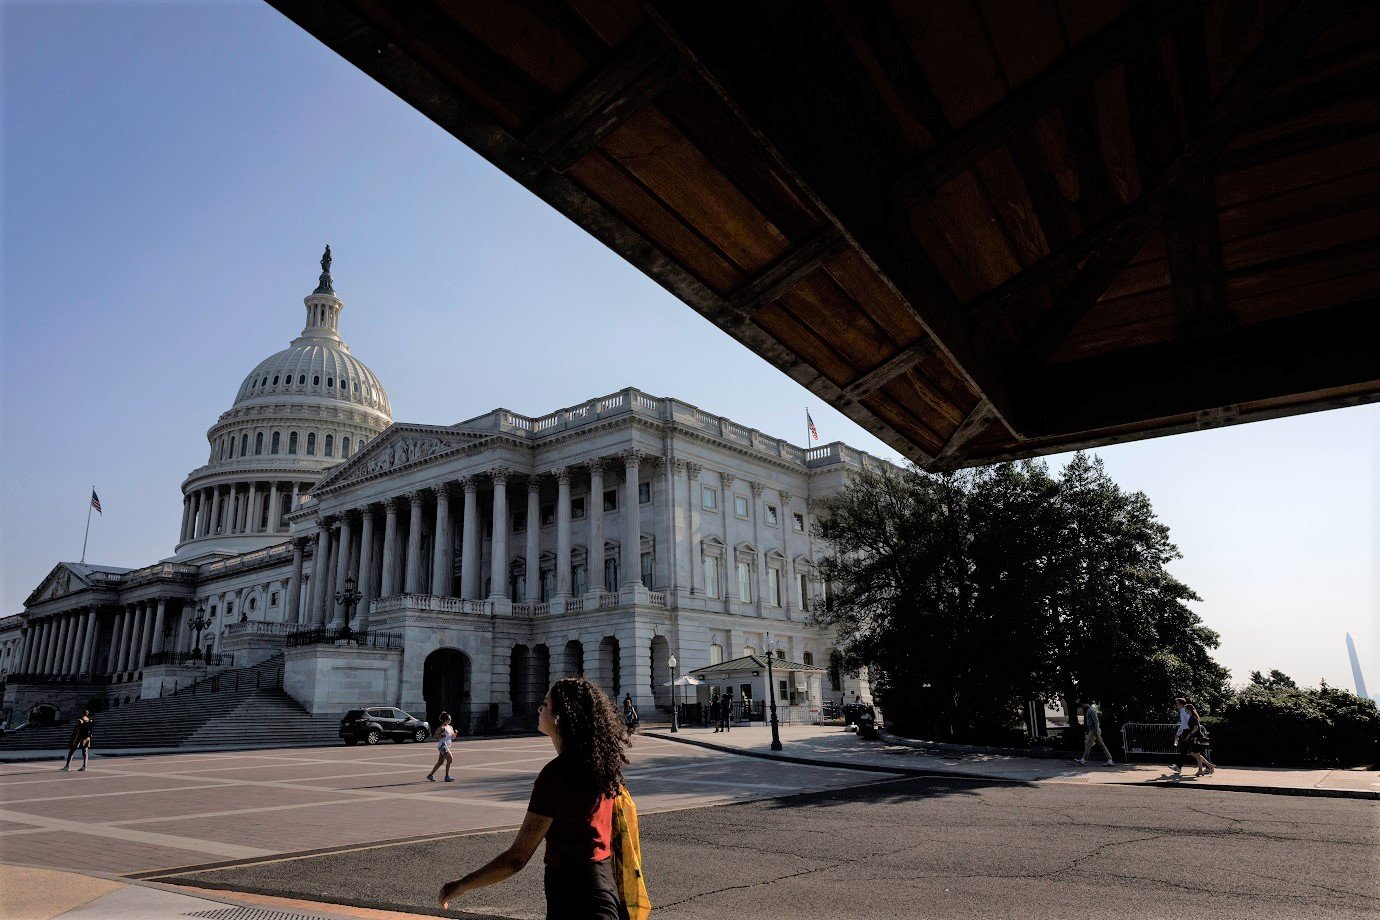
[
  {"xmin": 641, "ymin": 730, "xmax": 1021, "ymax": 785},
  {"xmin": 643, "ymin": 731, "xmax": 1380, "ymax": 801}
]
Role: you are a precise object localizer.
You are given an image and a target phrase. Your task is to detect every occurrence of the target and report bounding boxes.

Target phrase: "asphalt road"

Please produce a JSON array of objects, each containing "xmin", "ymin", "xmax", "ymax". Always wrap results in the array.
[{"xmin": 162, "ymin": 776, "xmax": 1379, "ymax": 920}]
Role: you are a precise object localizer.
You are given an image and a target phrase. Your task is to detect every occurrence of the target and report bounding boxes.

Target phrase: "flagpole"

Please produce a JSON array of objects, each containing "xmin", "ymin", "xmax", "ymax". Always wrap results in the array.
[{"xmin": 81, "ymin": 486, "xmax": 94, "ymax": 563}]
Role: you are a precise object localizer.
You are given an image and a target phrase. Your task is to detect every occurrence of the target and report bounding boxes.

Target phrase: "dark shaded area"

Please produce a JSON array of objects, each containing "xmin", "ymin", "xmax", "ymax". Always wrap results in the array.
[{"xmin": 161, "ymin": 776, "xmax": 1378, "ymax": 919}]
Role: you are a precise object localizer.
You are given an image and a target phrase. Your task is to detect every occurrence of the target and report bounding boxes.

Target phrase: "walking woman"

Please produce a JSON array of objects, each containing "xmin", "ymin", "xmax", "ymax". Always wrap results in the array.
[
  {"xmin": 60, "ymin": 709, "xmax": 93, "ymax": 772},
  {"xmin": 622, "ymin": 693, "xmax": 639, "ymax": 734},
  {"xmin": 426, "ymin": 711, "xmax": 456, "ymax": 782},
  {"xmin": 1184, "ymin": 703, "xmax": 1216, "ymax": 776},
  {"xmin": 439, "ymin": 677, "xmax": 633, "ymax": 919}
]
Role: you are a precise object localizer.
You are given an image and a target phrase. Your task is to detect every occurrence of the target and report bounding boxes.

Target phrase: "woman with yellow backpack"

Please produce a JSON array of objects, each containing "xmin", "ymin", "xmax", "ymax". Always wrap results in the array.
[{"xmin": 439, "ymin": 676, "xmax": 650, "ymax": 919}]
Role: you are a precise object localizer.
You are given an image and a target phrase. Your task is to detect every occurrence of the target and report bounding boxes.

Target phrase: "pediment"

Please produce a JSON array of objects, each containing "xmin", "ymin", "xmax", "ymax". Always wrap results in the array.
[
  {"xmin": 315, "ymin": 424, "xmax": 484, "ymax": 490},
  {"xmin": 25, "ymin": 564, "xmax": 92, "ymax": 607}
]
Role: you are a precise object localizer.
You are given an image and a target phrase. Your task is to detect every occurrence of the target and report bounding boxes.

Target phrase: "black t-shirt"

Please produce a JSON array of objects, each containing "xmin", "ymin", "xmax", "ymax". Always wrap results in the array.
[
  {"xmin": 73, "ymin": 719, "xmax": 92, "ymax": 741},
  {"xmin": 527, "ymin": 755, "xmax": 614, "ymax": 868}
]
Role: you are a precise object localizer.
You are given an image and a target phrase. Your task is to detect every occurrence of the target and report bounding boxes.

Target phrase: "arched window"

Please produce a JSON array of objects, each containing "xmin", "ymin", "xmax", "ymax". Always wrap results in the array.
[
  {"xmin": 240, "ymin": 434, "xmax": 248, "ymax": 456},
  {"xmin": 313, "ymin": 375, "xmax": 320, "ymax": 386},
  {"xmin": 324, "ymin": 434, "xmax": 334, "ymax": 457},
  {"xmin": 341, "ymin": 436, "xmax": 350, "ymax": 458},
  {"xmin": 298, "ymin": 374, "xmax": 305, "ymax": 385},
  {"xmin": 254, "ymin": 432, "xmax": 264, "ymax": 455},
  {"xmin": 288, "ymin": 431, "xmax": 298, "ymax": 454},
  {"xmin": 353, "ymin": 380, "xmax": 359, "ymax": 392},
  {"xmin": 326, "ymin": 377, "xmax": 334, "ymax": 388},
  {"xmin": 272, "ymin": 375, "xmax": 279, "ymax": 385},
  {"xmin": 271, "ymin": 431, "xmax": 281, "ymax": 454},
  {"xmin": 306, "ymin": 433, "xmax": 316, "ymax": 456}
]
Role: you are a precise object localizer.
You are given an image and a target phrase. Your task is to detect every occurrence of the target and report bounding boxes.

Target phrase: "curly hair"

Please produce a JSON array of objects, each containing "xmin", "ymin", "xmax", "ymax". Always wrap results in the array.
[{"xmin": 547, "ymin": 677, "xmax": 631, "ymax": 797}]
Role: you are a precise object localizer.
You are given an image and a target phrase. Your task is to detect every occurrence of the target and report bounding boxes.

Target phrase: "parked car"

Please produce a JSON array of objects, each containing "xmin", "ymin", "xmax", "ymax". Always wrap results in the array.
[{"xmin": 340, "ymin": 707, "xmax": 431, "ymax": 745}]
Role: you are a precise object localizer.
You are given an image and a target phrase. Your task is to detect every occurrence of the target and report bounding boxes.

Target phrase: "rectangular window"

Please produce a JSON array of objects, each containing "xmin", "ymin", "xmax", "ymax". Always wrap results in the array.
[
  {"xmin": 793, "ymin": 512, "xmax": 805, "ymax": 533},
  {"xmin": 604, "ymin": 557, "xmax": 619, "ymax": 592},
  {"xmin": 540, "ymin": 504, "xmax": 555, "ymax": 527},
  {"xmin": 541, "ymin": 568, "xmax": 555, "ymax": 602},
  {"xmin": 766, "ymin": 504, "xmax": 778, "ymax": 525},
  {"xmin": 703, "ymin": 555, "xmax": 720, "ymax": 598},
  {"xmin": 571, "ymin": 496, "xmax": 586, "ymax": 520},
  {"xmin": 638, "ymin": 481, "xmax": 651, "ymax": 504},
  {"xmin": 779, "ymin": 679, "xmax": 788, "ymax": 699},
  {"xmin": 803, "ymin": 651, "xmax": 814, "ymax": 666},
  {"xmin": 797, "ymin": 572, "xmax": 809, "ymax": 608},
  {"xmin": 736, "ymin": 561, "xmax": 751, "ymax": 602},
  {"xmin": 640, "ymin": 551, "xmax": 653, "ymax": 587},
  {"xmin": 768, "ymin": 569, "xmax": 781, "ymax": 606},
  {"xmin": 512, "ymin": 511, "xmax": 527, "ymax": 533},
  {"xmin": 603, "ymin": 489, "xmax": 617, "ymax": 512},
  {"xmin": 702, "ymin": 486, "xmax": 718, "ymax": 511},
  {"xmin": 270, "ymin": 591, "xmax": 279, "ymax": 607},
  {"xmin": 734, "ymin": 495, "xmax": 749, "ymax": 518},
  {"xmin": 573, "ymin": 563, "xmax": 587, "ymax": 596}
]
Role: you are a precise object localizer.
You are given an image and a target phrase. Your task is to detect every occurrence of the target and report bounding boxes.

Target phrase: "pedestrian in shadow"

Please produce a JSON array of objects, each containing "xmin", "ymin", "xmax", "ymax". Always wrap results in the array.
[
  {"xmin": 1184, "ymin": 703, "xmax": 1216, "ymax": 776},
  {"xmin": 426, "ymin": 711, "xmax": 456, "ymax": 782},
  {"xmin": 1074, "ymin": 702, "xmax": 1115, "ymax": 766},
  {"xmin": 720, "ymin": 690, "xmax": 733, "ymax": 733},
  {"xmin": 59, "ymin": 710, "xmax": 93, "ymax": 772},
  {"xmin": 1171, "ymin": 696, "xmax": 1191, "ymax": 776},
  {"xmin": 440, "ymin": 677, "xmax": 634, "ymax": 919},
  {"xmin": 622, "ymin": 693, "xmax": 639, "ymax": 734},
  {"xmin": 711, "ymin": 694, "xmax": 722, "ymax": 732}
]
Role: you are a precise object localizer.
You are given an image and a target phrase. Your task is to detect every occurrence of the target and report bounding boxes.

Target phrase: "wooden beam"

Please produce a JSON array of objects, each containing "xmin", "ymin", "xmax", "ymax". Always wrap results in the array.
[
  {"xmin": 842, "ymin": 339, "xmax": 937, "ymax": 400},
  {"xmin": 929, "ymin": 400, "xmax": 999, "ymax": 471},
  {"xmin": 524, "ymin": 26, "xmax": 686, "ymax": 172},
  {"xmin": 891, "ymin": 0, "xmax": 1200, "ymax": 205},
  {"xmin": 1019, "ymin": 0, "xmax": 1337, "ymax": 370},
  {"xmin": 727, "ymin": 226, "xmax": 845, "ymax": 313}
]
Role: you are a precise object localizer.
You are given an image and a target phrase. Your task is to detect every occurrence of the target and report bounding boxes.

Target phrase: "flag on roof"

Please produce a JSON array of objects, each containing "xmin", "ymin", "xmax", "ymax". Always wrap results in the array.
[
  {"xmin": 90, "ymin": 489, "xmax": 102, "ymax": 514},
  {"xmin": 807, "ymin": 410, "xmax": 819, "ymax": 442}
]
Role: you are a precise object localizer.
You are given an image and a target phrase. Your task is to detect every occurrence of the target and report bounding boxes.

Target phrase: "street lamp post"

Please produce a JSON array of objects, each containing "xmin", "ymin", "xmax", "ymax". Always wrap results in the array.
[
  {"xmin": 765, "ymin": 633, "xmax": 783, "ymax": 751},
  {"xmin": 335, "ymin": 575, "xmax": 363, "ymax": 642},
  {"xmin": 668, "ymin": 654, "xmax": 678, "ymax": 733},
  {"xmin": 188, "ymin": 605, "xmax": 210, "ymax": 661}
]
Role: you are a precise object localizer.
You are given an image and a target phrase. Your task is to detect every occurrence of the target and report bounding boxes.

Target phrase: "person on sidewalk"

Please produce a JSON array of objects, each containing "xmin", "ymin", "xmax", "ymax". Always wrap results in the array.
[
  {"xmin": 1171, "ymin": 697, "xmax": 1192, "ymax": 776},
  {"xmin": 1184, "ymin": 703, "xmax": 1216, "ymax": 776},
  {"xmin": 439, "ymin": 677, "xmax": 633, "ymax": 919},
  {"xmin": 59, "ymin": 710, "xmax": 93, "ymax": 772},
  {"xmin": 710, "ymin": 695, "xmax": 722, "ymax": 732},
  {"xmin": 427, "ymin": 711, "xmax": 456, "ymax": 782},
  {"xmin": 1074, "ymin": 702, "xmax": 1115, "ymax": 765},
  {"xmin": 622, "ymin": 694, "xmax": 639, "ymax": 734},
  {"xmin": 720, "ymin": 690, "xmax": 733, "ymax": 732}
]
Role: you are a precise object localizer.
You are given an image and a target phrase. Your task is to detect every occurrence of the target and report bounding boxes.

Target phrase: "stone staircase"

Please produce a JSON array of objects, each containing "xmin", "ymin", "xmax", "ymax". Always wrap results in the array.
[{"xmin": 0, "ymin": 655, "xmax": 341, "ymax": 753}]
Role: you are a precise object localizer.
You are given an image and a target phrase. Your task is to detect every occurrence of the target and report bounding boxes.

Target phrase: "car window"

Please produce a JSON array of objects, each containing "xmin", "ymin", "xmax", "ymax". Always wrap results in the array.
[
  {"xmin": 395, "ymin": 710, "xmax": 413, "ymax": 720},
  {"xmin": 345, "ymin": 709, "xmax": 366, "ymax": 720},
  {"xmin": 367, "ymin": 708, "xmax": 390, "ymax": 719}
]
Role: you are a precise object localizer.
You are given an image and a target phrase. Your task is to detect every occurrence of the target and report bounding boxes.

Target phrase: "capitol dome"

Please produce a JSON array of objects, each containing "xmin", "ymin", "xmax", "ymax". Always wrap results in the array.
[{"xmin": 173, "ymin": 247, "xmax": 393, "ymax": 559}]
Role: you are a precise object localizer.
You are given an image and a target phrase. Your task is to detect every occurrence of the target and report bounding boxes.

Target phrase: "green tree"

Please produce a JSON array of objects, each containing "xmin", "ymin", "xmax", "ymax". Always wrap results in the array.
[{"xmin": 1249, "ymin": 669, "xmax": 1298, "ymax": 691}]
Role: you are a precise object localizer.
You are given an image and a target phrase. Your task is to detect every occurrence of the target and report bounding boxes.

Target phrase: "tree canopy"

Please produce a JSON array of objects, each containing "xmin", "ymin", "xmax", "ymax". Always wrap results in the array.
[{"xmin": 813, "ymin": 455, "xmax": 1229, "ymax": 742}]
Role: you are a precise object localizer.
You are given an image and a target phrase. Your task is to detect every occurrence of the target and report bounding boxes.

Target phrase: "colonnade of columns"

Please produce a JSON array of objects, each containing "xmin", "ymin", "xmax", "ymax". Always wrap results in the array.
[
  {"xmin": 295, "ymin": 454, "xmax": 658, "ymax": 627},
  {"xmin": 181, "ymin": 479, "xmax": 307, "ymax": 543},
  {"xmin": 16, "ymin": 599, "xmax": 176, "ymax": 681},
  {"xmin": 102, "ymin": 599, "xmax": 170, "ymax": 677}
]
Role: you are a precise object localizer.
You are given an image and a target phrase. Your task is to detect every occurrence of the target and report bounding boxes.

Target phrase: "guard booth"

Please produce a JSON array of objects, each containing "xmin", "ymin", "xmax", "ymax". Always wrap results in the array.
[{"xmin": 690, "ymin": 654, "xmax": 826, "ymax": 725}]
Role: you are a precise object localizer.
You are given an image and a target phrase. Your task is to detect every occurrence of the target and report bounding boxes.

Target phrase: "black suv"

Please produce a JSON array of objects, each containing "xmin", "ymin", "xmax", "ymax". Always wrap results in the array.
[{"xmin": 340, "ymin": 707, "xmax": 431, "ymax": 745}]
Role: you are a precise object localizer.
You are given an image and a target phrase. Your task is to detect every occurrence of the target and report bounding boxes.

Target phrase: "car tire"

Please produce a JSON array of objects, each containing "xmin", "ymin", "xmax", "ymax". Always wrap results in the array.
[
  {"xmin": 364, "ymin": 729, "xmax": 381, "ymax": 745},
  {"xmin": 343, "ymin": 738, "xmax": 358, "ymax": 746},
  {"xmin": 414, "ymin": 728, "xmax": 430, "ymax": 743}
]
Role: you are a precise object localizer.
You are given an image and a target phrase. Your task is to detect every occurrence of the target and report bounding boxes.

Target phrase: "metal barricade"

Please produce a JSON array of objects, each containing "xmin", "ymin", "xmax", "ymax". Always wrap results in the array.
[{"xmin": 1120, "ymin": 722, "xmax": 1180, "ymax": 760}]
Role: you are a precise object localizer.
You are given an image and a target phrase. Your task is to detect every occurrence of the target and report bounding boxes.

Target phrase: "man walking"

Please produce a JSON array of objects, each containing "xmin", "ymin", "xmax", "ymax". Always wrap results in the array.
[
  {"xmin": 1171, "ymin": 696, "xmax": 1191, "ymax": 776},
  {"xmin": 1074, "ymin": 702, "xmax": 1115, "ymax": 765},
  {"xmin": 711, "ymin": 695, "xmax": 722, "ymax": 732},
  {"xmin": 720, "ymin": 690, "xmax": 733, "ymax": 733}
]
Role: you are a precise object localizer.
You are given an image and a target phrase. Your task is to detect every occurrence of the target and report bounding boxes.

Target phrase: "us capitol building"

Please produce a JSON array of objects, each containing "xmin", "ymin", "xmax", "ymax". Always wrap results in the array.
[{"xmin": 1, "ymin": 250, "xmax": 876, "ymax": 730}]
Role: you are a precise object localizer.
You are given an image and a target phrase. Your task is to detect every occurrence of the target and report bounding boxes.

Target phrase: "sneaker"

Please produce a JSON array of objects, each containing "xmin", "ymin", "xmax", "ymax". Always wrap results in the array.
[
  {"xmin": 444, "ymin": 776, "xmax": 455, "ymax": 782},
  {"xmin": 1074, "ymin": 758, "xmax": 1086, "ymax": 765},
  {"xmin": 426, "ymin": 775, "xmax": 435, "ymax": 782},
  {"xmin": 58, "ymin": 766, "xmax": 69, "ymax": 772},
  {"xmin": 1104, "ymin": 760, "xmax": 1115, "ymax": 766},
  {"xmin": 78, "ymin": 766, "xmax": 86, "ymax": 772}
]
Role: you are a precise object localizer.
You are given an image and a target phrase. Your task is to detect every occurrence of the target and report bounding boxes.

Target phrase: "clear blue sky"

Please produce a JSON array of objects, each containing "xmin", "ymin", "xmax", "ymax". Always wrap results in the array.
[{"xmin": 2, "ymin": 1, "xmax": 1375, "ymax": 692}]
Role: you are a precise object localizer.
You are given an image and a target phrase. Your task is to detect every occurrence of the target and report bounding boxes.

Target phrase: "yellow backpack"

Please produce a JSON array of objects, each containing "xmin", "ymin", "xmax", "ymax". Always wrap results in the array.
[{"xmin": 611, "ymin": 784, "xmax": 651, "ymax": 920}]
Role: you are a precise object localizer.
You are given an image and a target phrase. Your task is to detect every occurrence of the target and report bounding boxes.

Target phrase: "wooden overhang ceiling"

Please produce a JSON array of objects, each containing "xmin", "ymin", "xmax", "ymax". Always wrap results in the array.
[{"xmin": 268, "ymin": 0, "xmax": 1380, "ymax": 469}]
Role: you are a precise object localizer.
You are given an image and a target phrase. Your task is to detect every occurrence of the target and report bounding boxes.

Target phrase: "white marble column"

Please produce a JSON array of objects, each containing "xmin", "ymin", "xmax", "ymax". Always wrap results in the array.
[
  {"xmin": 357, "ymin": 507, "xmax": 377, "ymax": 629},
  {"xmin": 525, "ymin": 478, "xmax": 541, "ymax": 602},
  {"xmin": 751, "ymin": 482, "xmax": 766, "ymax": 613},
  {"xmin": 658, "ymin": 457, "xmax": 676, "ymax": 591},
  {"xmin": 380, "ymin": 498, "xmax": 400, "ymax": 597},
  {"xmin": 209, "ymin": 486, "xmax": 224, "ymax": 536},
  {"xmin": 287, "ymin": 537, "xmax": 306, "ymax": 623},
  {"xmin": 117, "ymin": 604, "xmax": 137, "ymax": 674},
  {"xmin": 621, "ymin": 450, "xmax": 643, "ymax": 587},
  {"xmin": 432, "ymin": 485, "xmax": 454, "ymax": 596},
  {"xmin": 331, "ymin": 513, "xmax": 354, "ymax": 628},
  {"xmin": 136, "ymin": 603, "xmax": 156, "ymax": 669},
  {"xmin": 47, "ymin": 616, "xmax": 69, "ymax": 675},
  {"xmin": 686, "ymin": 462, "xmax": 702, "ymax": 594},
  {"xmin": 404, "ymin": 492, "xmax": 425, "ymax": 594},
  {"xmin": 55, "ymin": 614, "xmax": 75, "ymax": 675},
  {"xmin": 586, "ymin": 460, "xmax": 605, "ymax": 594},
  {"xmin": 555, "ymin": 467, "xmax": 572, "ymax": 598},
  {"xmin": 150, "ymin": 599, "xmax": 167, "ymax": 656},
  {"xmin": 780, "ymin": 491, "xmax": 795, "ymax": 616},
  {"xmin": 268, "ymin": 481, "xmax": 282, "ymax": 532},
  {"xmin": 460, "ymin": 478, "xmax": 480, "ymax": 600},
  {"xmin": 309, "ymin": 519, "xmax": 332, "ymax": 626},
  {"xmin": 18, "ymin": 625, "xmax": 34, "ymax": 673},
  {"xmin": 243, "ymin": 482, "xmax": 258, "ymax": 534},
  {"xmin": 66, "ymin": 612, "xmax": 86, "ymax": 674},
  {"xmin": 291, "ymin": 481, "xmax": 301, "ymax": 511},
  {"xmin": 180, "ymin": 496, "xmax": 193, "ymax": 542},
  {"xmin": 488, "ymin": 469, "xmax": 510, "ymax": 600},
  {"xmin": 106, "ymin": 610, "xmax": 124, "ymax": 672}
]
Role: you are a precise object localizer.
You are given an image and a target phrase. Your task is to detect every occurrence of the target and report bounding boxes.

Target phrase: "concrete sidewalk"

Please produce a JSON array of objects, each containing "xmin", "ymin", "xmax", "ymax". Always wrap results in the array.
[
  {"xmin": 642, "ymin": 723, "xmax": 1380, "ymax": 799},
  {"xmin": 0, "ymin": 865, "xmax": 443, "ymax": 920}
]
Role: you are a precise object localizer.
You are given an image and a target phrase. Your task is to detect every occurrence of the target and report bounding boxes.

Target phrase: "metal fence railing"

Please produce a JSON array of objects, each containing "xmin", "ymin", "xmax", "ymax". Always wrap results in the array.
[
  {"xmin": 146, "ymin": 651, "xmax": 230, "ymax": 668},
  {"xmin": 1121, "ymin": 722, "xmax": 1181, "ymax": 760},
  {"xmin": 285, "ymin": 627, "xmax": 403, "ymax": 649}
]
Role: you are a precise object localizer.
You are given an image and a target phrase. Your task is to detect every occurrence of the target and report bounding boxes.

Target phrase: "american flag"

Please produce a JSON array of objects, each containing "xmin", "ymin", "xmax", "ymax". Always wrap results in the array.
[
  {"xmin": 90, "ymin": 489, "xmax": 102, "ymax": 515},
  {"xmin": 807, "ymin": 410, "xmax": 819, "ymax": 442}
]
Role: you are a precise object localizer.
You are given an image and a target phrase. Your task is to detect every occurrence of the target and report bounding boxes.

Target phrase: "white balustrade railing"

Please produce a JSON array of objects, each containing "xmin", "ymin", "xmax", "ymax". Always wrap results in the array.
[
  {"xmin": 371, "ymin": 594, "xmax": 492, "ymax": 616},
  {"xmin": 648, "ymin": 592, "xmax": 667, "ymax": 608},
  {"xmin": 598, "ymin": 592, "xmax": 620, "ymax": 609},
  {"xmin": 565, "ymin": 597, "xmax": 585, "ymax": 612}
]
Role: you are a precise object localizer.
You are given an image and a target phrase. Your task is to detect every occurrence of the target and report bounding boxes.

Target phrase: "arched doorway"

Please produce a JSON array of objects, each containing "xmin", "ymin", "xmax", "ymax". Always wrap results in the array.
[
  {"xmin": 562, "ymin": 640, "xmax": 583, "ymax": 678},
  {"xmin": 423, "ymin": 648, "xmax": 471, "ymax": 733}
]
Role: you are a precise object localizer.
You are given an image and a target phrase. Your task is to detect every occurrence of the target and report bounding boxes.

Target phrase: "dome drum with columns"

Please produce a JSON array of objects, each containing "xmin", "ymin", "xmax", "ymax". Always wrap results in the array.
[{"xmin": 174, "ymin": 247, "xmax": 392, "ymax": 560}]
